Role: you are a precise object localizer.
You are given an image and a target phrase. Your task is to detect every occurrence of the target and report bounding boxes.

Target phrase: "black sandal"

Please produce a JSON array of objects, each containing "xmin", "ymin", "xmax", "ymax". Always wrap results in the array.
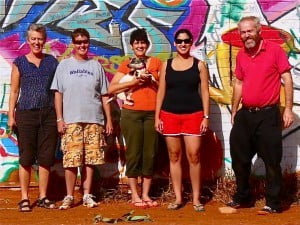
[
  {"xmin": 37, "ymin": 197, "xmax": 56, "ymax": 209},
  {"xmin": 18, "ymin": 199, "xmax": 32, "ymax": 212}
]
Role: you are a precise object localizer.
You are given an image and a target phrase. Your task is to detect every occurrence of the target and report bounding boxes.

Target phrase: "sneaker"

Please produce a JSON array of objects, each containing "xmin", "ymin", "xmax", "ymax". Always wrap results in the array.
[
  {"xmin": 59, "ymin": 196, "xmax": 74, "ymax": 210},
  {"xmin": 83, "ymin": 194, "xmax": 98, "ymax": 208},
  {"xmin": 257, "ymin": 206, "xmax": 280, "ymax": 215}
]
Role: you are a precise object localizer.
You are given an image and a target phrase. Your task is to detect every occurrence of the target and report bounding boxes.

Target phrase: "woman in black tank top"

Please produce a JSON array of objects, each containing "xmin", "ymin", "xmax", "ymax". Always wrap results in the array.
[{"xmin": 155, "ymin": 29, "xmax": 210, "ymax": 212}]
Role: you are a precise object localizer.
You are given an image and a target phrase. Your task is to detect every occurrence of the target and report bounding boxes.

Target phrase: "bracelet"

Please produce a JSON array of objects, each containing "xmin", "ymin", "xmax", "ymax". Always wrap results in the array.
[
  {"xmin": 56, "ymin": 118, "xmax": 64, "ymax": 122},
  {"xmin": 203, "ymin": 115, "xmax": 209, "ymax": 119}
]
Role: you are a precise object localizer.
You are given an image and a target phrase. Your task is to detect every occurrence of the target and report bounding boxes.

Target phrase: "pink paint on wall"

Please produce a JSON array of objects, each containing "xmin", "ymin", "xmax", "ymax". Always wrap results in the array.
[
  {"xmin": 178, "ymin": 0, "xmax": 208, "ymax": 42},
  {"xmin": 258, "ymin": 0, "xmax": 298, "ymax": 22}
]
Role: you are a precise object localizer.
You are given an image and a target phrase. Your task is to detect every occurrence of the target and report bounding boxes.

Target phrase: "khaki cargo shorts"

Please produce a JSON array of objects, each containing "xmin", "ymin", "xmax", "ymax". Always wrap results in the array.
[{"xmin": 61, "ymin": 123, "xmax": 106, "ymax": 168}]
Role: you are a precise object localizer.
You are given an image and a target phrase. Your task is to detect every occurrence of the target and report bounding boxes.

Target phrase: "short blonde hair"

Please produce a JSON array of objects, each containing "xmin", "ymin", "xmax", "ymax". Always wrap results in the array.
[{"xmin": 26, "ymin": 24, "xmax": 47, "ymax": 40}]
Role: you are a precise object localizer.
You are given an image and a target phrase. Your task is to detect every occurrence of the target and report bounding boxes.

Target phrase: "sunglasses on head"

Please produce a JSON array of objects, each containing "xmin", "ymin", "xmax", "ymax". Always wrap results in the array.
[
  {"xmin": 73, "ymin": 40, "xmax": 89, "ymax": 45},
  {"xmin": 175, "ymin": 38, "xmax": 192, "ymax": 44}
]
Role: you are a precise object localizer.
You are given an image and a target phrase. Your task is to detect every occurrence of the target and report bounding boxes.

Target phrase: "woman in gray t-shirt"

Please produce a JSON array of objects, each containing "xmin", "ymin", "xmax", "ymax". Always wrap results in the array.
[{"xmin": 51, "ymin": 28, "xmax": 113, "ymax": 210}]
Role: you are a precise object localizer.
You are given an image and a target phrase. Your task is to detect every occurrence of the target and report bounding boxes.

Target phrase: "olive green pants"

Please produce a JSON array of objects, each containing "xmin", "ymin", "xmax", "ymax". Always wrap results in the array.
[{"xmin": 120, "ymin": 109, "xmax": 158, "ymax": 177}]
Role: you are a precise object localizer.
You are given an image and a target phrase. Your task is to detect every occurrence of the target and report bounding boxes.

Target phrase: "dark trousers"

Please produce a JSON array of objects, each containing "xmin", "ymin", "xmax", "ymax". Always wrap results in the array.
[
  {"xmin": 15, "ymin": 108, "xmax": 58, "ymax": 167},
  {"xmin": 229, "ymin": 106, "xmax": 282, "ymax": 210}
]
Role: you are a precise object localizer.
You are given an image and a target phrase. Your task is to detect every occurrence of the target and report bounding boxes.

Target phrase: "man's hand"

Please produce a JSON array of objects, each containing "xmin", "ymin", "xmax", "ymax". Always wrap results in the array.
[{"xmin": 282, "ymin": 108, "xmax": 294, "ymax": 129}]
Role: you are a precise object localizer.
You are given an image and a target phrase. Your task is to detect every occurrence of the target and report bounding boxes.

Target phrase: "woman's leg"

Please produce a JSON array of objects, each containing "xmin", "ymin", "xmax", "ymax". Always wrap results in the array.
[
  {"xmin": 37, "ymin": 108, "xmax": 58, "ymax": 199},
  {"xmin": 141, "ymin": 176, "xmax": 152, "ymax": 201},
  {"xmin": 165, "ymin": 136, "xmax": 183, "ymax": 204},
  {"xmin": 183, "ymin": 135, "xmax": 201, "ymax": 205},
  {"xmin": 38, "ymin": 165, "xmax": 50, "ymax": 198},
  {"xmin": 36, "ymin": 165, "xmax": 56, "ymax": 209},
  {"xmin": 128, "ymin": 177, "xmax": 142, "ymax": 203},
  {"xmin": 120, "ymin": 109, "xmax": 144, "ymax": 203},
  {"xmin": 59, "ymin": 167, "xmax": 77, "ymax": 209},
  {"xmin": 141, "ymin": 112, "xmax": 157, "ymax": 202},
  {"xmin": 64, "ymin": 167, "xmax": 77, "ymax": 196},
  {"xmin": 81, "ymin": 165, "xmax": 98, "ymax": 207},
  {"xmin": 19, "ymin": 165, "xmax": 31, "ymax": 200},
  {"xmin": 81, "ymin": 165, "xmax": 93, "ymax": 195},
  {"xmin": 15, "ymin": 110, "xmax": 38, "ymax": 201}
]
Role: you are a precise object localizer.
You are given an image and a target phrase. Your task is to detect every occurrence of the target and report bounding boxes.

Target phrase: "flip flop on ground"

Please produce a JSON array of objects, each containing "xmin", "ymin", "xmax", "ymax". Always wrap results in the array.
[
  {"xmin": 193, "ymin": 204, "xmax": 205, "ymax": 212},
  {"xmin": 143, "ymin": 200, "xmax": 159, "ymax": 207},
  {"xmin": 131, "ymin": 201, "xmax": 148, "ymax": 209},
  {"xmin": 167, "ymin": 202, "xmax": 184, "ymax": 210}
]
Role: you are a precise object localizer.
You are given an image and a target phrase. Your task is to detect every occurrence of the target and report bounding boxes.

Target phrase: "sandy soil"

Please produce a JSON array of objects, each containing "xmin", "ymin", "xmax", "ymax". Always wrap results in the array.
[{"xmin": 0, "ymin": 188, "xmax": 299, "ymax": 225}]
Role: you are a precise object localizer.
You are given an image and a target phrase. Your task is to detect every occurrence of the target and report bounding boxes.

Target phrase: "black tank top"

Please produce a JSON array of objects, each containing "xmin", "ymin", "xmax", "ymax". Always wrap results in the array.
[{"xmin": 161, "ymin": 58, "xmax": 203, "ymax": 114}]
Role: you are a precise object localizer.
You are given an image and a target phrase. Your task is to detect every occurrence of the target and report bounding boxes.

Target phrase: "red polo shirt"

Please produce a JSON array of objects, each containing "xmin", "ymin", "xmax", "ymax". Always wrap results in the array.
[{"xmin": 235, "ymin": 40, "xmax": 291, "ymax": 107}]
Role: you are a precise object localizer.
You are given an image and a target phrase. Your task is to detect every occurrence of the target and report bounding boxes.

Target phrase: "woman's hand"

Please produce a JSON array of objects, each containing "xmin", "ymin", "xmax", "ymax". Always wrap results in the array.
[
  {"xmin": 7, "ymin": 116, "xmax": 16, "ymax": 134},
  {"xmin": 200, "ymin": 118, "xmax": 209, "ymax": 134},
  {"xmin": 7, "ymin": 116, "xmax": 16, "ymax": 129},
  {"xmin": 105, "ymin": 120, "xmax": 113, "ymax": 136},
  {"xmin": 57, "ymin": 120, "xmax": 67, "ymax": 134},
  {"xmin": 155, "ymin": 118, "xmax": 163, "ymax": 134},
  {"xmin": 139, "ymin": 71, "xmax": 153, "ymax": 84}
]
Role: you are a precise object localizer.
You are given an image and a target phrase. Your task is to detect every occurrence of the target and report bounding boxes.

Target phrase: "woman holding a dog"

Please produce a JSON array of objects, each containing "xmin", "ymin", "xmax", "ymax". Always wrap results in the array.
[
  {"xmin": 155, "ymin": 29, "xmax": 210, "ymax": 212},
  {"xmin": 108, "ymin": 28, "xmax": 162, "ymax": 208}
]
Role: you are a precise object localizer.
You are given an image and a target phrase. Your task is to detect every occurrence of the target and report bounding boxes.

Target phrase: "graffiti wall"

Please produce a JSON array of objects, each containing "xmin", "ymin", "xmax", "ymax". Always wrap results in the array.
[{"xmin": 0, "ymin": 0, "xmax": 299, "ymax": 184}]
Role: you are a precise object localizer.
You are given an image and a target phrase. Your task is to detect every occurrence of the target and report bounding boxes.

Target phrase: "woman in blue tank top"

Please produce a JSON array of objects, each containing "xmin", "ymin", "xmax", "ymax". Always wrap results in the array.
[
  {"xmin": 155, "ymin": 29, "xmax": 210, "ymax": 212},
  {"xmin": 8, "ymin": 24, "xmax": 58, "ymax": 212}
]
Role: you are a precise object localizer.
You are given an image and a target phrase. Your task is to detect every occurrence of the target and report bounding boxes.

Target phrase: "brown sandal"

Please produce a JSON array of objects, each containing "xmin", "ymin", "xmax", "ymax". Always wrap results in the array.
[{"xmin": 18, "ymin": 199, "xmax": 32, "ymax": 212}]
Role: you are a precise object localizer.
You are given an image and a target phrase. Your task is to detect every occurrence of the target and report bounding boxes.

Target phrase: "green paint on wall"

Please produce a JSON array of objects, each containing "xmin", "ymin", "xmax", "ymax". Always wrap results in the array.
[
  {"xmin": 208, "ymin": 24, "xmax": 215, "ymax": 33},
  {"xmin": 220, "ymin": 0, "xmax": 246, "ymax": 27}
]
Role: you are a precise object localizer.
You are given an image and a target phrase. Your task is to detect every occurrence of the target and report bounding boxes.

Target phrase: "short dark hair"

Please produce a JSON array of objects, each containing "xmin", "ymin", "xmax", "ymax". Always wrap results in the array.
[
  {"xmin": 71, "ymin": 28, "xmax": 90, "ymax": 42},
  {"xmin": 174, "ymin": 29, "xmax": 193, "ymax": 41},
  {"xmin": 26, "ymin": 24, "xmax": 47, "ymax": 40},
  {"xmin": 130, "ymin": 28, "xmax": 150, "ymax": 46}
]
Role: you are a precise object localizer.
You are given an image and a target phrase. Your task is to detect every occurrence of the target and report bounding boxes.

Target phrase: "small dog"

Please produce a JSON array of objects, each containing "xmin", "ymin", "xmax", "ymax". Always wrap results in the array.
[{"xmin": 107, "ymin": 58, "xmax": 156, "ymax": 105}]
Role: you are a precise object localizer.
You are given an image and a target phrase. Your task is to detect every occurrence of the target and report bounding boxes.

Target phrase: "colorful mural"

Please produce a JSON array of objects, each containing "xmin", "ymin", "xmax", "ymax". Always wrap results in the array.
[{"xmin": 0, "ymin": 0, "xmax": 299, "ymax": 184}]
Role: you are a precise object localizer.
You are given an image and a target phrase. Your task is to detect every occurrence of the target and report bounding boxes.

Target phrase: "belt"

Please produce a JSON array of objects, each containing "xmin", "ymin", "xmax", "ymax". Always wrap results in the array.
[{"xmin": 242, "ymin": 105, "xmax": 277, "ymax": 113}]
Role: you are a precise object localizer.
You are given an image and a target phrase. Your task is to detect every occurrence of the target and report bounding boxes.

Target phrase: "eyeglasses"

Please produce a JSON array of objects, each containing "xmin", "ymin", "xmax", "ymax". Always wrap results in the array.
[
  {"xmin": 73, "ymin": 40, "xmax": 89, "ymax": 45},
  {"xmin": 175, "ymin": 38, "xmax": 192, "ymax": 44}
]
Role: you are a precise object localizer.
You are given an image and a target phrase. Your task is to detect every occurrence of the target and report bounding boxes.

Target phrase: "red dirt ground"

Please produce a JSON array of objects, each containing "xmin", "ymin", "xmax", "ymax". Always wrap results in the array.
[{"xmin": 0, "ymin": 188, "xmax": 299, "ymax": 225}]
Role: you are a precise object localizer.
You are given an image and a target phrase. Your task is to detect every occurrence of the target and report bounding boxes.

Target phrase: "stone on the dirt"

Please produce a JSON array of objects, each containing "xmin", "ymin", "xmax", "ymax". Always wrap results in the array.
[{"xmin": 218, "ymin": 206, "xmax": 237, "ymax": 214}]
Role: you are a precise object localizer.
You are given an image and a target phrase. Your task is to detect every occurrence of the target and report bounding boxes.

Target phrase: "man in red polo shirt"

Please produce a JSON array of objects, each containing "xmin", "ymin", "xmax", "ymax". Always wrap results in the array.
[{"xmin": 227, "ymin": 16, "xmax": 294, "ymax": 215}]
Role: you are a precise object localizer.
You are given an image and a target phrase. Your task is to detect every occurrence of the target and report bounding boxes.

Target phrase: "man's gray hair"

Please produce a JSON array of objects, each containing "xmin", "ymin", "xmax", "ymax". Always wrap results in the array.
[{"xmin": 238, "ymin": 16, "xmax": 261, "ymax": 31}]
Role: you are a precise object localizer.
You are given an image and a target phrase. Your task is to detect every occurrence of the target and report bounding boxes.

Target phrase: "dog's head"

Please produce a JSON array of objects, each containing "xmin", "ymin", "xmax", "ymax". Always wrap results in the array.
[{"xmin": 128, "ymin": 58, "xmax": 146, "ymax": 70}]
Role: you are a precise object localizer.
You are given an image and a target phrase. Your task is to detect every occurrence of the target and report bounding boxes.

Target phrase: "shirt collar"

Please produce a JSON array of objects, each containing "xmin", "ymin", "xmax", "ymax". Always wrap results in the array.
[{"xmin": 242, "ymin": 39, "xmax": 266, "ymax": 57}]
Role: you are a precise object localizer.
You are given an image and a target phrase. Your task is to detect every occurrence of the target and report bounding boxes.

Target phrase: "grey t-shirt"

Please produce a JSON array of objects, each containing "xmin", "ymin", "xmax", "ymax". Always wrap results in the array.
[{"xmin": 51, "ymin": 56, "xmax": 109, "ymax": 125}]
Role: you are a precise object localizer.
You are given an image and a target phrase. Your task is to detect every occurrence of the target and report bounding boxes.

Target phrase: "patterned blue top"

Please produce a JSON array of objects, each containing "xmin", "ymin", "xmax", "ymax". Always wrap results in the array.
[{"xmin": 14, "ymin": 54, "xmax": 58, "ymax": 110}]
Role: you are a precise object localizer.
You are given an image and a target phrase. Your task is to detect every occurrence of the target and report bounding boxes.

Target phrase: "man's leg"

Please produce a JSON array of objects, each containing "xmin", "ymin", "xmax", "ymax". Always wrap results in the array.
[
  {"xmin": 256, "ymin": 107, "xmax": 282, "ymax": 210},
  {"xmin": 230, "ymin": 110, "xmax": 255, "ymax": 205}
]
